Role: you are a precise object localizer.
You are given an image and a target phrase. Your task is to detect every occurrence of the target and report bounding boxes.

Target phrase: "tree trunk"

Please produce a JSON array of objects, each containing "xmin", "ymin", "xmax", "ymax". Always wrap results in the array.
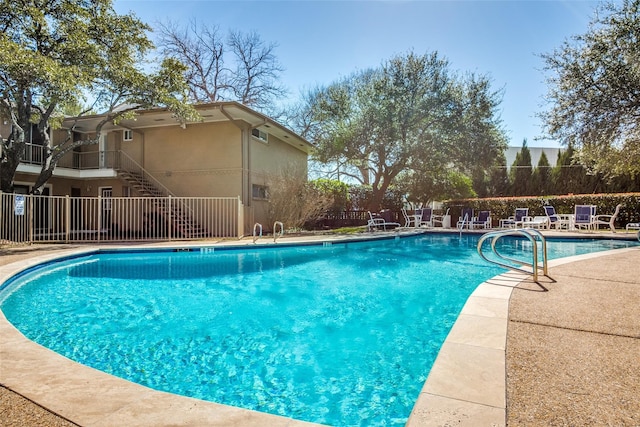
[
  {"xmin": 0, "ymin": 160, "xmax": 19, "ymax": 193},
  {"xmin": 31, "ymin": 138, "xmax": 55, "ymax": 194},
  {"xmin": 0, "ymin": 126, "xmax": 26, "ymax": 193}
]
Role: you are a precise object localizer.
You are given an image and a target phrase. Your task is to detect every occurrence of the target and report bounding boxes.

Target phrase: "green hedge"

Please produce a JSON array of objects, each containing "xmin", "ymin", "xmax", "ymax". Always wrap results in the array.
[{"xmin": 444, "ymin": 193, "xmax": 640, "ymax": 228}]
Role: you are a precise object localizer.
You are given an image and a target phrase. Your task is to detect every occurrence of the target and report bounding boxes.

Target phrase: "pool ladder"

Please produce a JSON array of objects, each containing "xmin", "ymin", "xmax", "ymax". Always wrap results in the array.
[
  {"xmin": 273, "ymin": 221, "xmax": 284, "ymax": 242},
  {"xmin": 252, "ymin": 221, "xmax": 284, "ymax": 243},
  {"xmin": 252, "ymin": 223, "xmax": 262, "ymax": 243},
  {"xmin": 457, "ymin": 213, "xmax": 470, "ymax": 236},
  {"xmin": 477, "ymin": 228, "xmax": 549, "ymax": 282}
]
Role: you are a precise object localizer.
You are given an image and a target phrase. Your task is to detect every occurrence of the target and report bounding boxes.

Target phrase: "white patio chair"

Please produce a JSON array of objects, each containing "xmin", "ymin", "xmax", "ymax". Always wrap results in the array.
[
  {"xmin": 593, "ymin": 204, "xmax": 622, "ymax": 232},
  {"xmin": 574, "ymin": 205, "xmax": 596, "ymax": 231},
  {"xmin": 470, "ymin": 210, "xmax": 491, "ymax": 229},
  {"xmin": 367, "ymin": 210, "xmax": 400, "ymax": 231},
  {"xmin": 543, "ymin": 205, "xmax": 570, "ymax": 230},
  {"xmin": 432, "ymin": 208, "xmax": 450, "ymax": 227},
  {"xmin": 522, "ymin": 216, "xmax": 549, "ymax": 229},
  {"xmin": 499, "ymin": 208, "xmax": 528, "ymax": 228},
  {"xmin": 401, "ymin": 208, "xmax": 417, "ymax": 228},
  {"xmin": 418, "ymin": 207, "xmax": 433, "ymax": 227}
]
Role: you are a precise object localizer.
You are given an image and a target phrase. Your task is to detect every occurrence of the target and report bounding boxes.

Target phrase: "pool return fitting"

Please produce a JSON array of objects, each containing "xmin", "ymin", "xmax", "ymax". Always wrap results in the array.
[{"xmin": 477, "ymin": 228, "xmax": 551, "ymax": 285}]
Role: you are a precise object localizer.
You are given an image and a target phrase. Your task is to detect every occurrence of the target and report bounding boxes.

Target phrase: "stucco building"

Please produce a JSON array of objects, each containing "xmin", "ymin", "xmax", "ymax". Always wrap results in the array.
[{"xmin": 6, "ymin": 102, "xmax": 313, "ymax": 239}]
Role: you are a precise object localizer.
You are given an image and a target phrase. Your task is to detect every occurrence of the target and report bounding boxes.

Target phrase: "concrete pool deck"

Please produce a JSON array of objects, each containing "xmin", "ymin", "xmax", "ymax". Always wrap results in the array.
[{"xmin": 1, "ymin": 231, "xmax": 639, "ymax": 426}]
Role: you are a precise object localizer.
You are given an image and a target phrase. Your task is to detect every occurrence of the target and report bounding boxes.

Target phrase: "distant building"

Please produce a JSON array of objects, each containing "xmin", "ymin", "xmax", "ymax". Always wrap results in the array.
[{"xmin": 504, "ymin": 146, "xmax": 561, "ymax": 171}]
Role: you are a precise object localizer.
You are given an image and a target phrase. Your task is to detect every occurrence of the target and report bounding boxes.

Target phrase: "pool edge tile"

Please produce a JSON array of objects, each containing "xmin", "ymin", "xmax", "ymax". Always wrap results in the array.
[
  {"xmin": 406, "ymin": 276, "xmax": 514, "ymax": 426},
  {"xmin": 445, "ymin": 314, "xmax": 508, "ymax": 350},
  {"xmin": 407, "ymin": 393, "xmax": 505, "ymax": 427}
]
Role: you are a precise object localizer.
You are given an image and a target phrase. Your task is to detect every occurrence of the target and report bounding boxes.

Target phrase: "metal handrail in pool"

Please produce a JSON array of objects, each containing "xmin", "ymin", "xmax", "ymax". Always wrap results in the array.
[
  {"xmin": 477, "ymin": 228, "xmax": 548, "ymax": 282},
  {"xmin": 273, "ymin": 221, "xmax": 284, "ymax": 242},
  {"xmin": 252, "ymin": 223, "xmax": 262, "ymax": 243}
]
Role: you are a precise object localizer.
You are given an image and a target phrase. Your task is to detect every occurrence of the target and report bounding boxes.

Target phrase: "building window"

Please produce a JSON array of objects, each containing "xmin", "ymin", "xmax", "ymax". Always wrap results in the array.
[
  {"xmin": 251, "ymin": 128, "xmax": 268, "ymax": 143},
  {"xmin": 252, "ymin": 184, "xmax": 268, "ymax": 200},
  {"xmin": 122, "ymin": 186, "xmax": 131, "ymax": 197},
  {"xmin": 123, "ymin": 129, "xmax": 133, "ymax": 141}
]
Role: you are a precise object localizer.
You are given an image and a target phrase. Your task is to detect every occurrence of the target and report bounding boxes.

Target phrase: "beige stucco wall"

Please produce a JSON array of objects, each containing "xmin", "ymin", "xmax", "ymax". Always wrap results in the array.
[
  {"xmin": 139, "ymin": 121, "xmax": 244, "ymax": 198},
  {"xmin": 250, "ymin": 134, "xmax": 308, "ymax": 186},
  {"xmin": 248, "ymin": 134, "xmax": 308, "ymax": 230}
]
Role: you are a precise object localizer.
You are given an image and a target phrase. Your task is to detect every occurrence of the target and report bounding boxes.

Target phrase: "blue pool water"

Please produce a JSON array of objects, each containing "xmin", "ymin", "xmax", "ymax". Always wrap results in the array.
[{"xmin": 0, "ymin": 234, "xmax": 636, "ymax": 426}]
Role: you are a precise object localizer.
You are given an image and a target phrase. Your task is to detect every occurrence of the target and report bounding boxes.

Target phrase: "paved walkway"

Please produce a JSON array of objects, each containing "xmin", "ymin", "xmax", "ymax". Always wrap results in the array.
[
  {"xmin": 506, "ymin": 246, "xmax": 640, "ymax": 426},
  {"xmin": 1, "ymin": 234, "xmax": 639, "ymax": 426}
]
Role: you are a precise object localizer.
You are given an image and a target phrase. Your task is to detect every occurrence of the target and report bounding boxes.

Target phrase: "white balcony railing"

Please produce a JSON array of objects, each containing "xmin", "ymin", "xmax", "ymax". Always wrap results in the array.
[{"xmin": 19, "ymin": 143, "xmax": 120, "ymax": 170}]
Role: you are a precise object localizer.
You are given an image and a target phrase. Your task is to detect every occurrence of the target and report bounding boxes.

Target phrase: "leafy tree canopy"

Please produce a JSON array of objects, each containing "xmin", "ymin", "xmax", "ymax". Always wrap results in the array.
[
  {"xmin": 540, "ymin": 0, "xmax": 640, "ymax": 177},
  {"xmin": 0, "ymin": 0, "xmax": 196, "ymax": 193},
  {"xmin": 302, "ymin": 51, "xmax": 506, "ymax": 209}
]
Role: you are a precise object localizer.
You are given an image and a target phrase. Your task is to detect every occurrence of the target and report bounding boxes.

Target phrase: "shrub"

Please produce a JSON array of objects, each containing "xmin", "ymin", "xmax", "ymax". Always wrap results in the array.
[{"xmin": 265, "ymin": 171, "xmax": 334, "ymax": 231}]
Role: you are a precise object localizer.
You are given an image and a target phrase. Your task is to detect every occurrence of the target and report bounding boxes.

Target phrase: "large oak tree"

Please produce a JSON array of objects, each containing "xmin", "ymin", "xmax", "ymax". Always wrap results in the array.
[{"xmin": 303, "ymin": 51, "xmax": 506, "ymax": 209}]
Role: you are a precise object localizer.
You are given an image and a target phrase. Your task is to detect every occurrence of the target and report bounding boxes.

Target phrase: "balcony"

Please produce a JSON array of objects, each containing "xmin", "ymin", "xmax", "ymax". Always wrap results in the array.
[{"xmin": 18, "ymin": 143, "xmax": 119, "ymax": 178}]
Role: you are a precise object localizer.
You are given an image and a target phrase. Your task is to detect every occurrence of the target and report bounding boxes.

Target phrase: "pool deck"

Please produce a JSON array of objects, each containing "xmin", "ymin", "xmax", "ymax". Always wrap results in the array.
[{"xmin": 1, "ymin": 229, "xmax": 639, "ymax": 426}]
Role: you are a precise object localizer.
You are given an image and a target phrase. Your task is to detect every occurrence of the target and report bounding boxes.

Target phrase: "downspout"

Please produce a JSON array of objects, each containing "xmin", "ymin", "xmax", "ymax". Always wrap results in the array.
[{"xmin": 220, "ymin": 105, "xmax": 255, "ymax": 208}]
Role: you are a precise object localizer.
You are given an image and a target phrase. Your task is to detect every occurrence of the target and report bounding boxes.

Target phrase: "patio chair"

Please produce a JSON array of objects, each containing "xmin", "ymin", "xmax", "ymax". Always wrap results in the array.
[
  {"xmin": 499, "ymin": 208, "xmax": 529, "ymax": 228},
  {"xmin": 367, "ymin": 210, "xmax": 400, "ymax": 231},
  {"xmin": 470, "ymin": 210, "xmax": 491, "ymax": 229},
  {"xmin": 522, "ymin": 216, "xmax": 549, "ymax": 229},
  {"xmin": 592, "ymin": 203, "xmax": 622, "ymax": 232},
  {"xmin": 574, "ymin": 205, "xmax": 595, "ymax": 231},
  {"xmin": 626, "ymin": 222, "xmax": 640, "ymax": 232},
  {"xmin": 456, "ymin": 208, "xmax": 474, "ymax": 230},
  {"xmin": 418, "ymin": 207, "xmax": 433, "ymax": 227},
  {"xmin": 401, "ymin": 208, "xmax": 417, "ymax": 228},
  {"xmin": 432, "ymin": 208, "xmax": 450, "ymax": 228},
  {"xmin": 543, "ymin": 205, "xmax": 570, "ymax": 230}
]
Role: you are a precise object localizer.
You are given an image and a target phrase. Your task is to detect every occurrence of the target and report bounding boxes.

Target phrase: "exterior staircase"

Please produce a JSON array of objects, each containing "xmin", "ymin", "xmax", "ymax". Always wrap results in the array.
[{"xmin": 116, "ymin": 158, "xmax": 209, "ymax": 239}]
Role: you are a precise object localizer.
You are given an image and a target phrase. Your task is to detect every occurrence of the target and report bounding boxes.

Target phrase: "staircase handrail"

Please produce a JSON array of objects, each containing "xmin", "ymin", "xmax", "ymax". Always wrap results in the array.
[
  {"xmin": 117, "ymin": 150, "xmax": 176, "ymax": 197},
  {"xmin": 116, "ymin": 151, "xmax": 204, "ymax": 238}
]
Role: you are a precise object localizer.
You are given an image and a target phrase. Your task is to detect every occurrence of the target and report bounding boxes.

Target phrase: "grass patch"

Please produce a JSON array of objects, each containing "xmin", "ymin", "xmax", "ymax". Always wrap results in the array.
[{"xmin": 326, "ymin": 226, "xmax": 367, "ymax": 234}]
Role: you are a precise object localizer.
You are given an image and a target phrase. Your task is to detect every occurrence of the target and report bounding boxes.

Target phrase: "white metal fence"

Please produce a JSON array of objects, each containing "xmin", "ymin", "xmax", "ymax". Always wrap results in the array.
[{"xmin": 0, "ymin": 192, "xmax": 244, "ymax": 245}]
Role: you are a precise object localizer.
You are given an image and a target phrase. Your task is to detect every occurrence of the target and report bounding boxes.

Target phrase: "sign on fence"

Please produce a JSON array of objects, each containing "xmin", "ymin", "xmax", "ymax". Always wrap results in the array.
[{"xmin": 14, "ymin": 195, "xmax": 25, "ymax": 216}]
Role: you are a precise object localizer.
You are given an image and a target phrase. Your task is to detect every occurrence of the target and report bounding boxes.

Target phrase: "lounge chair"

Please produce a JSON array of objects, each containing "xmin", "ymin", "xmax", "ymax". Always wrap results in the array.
[
  {"xmin": 499, "ymin": 208, "xmax": 529, "ymax": 229},
  {"xmin": 418, "ymin": 207, "xmax": 433, "ymax": 227},
  {"xmin": 432, "ymin": 208, "xmax": 450, "ymax": 228},
  {"xmin": 457, "ymin": 208, "xmax": 474, "ymax": 230},
  {"xmin": 543, "ymin": 205, "xmax": 570, "ymax": 230},
  {"xmin": 627, "ymin": 222, "xmax": 640, "ymax": 231},
  {"xmin": 470, "ymin": 210, "xmax": 491, "ymax": 229},
  {"xmin": 522, "ymin": 216, "xmax": 549, "ymax": 229},
  {"xmin": 367, "ymin": 210, "xmax": 400, "ymax": 231},
  {"xmin": 574, "ymin": 205, "xmax": 595, "ymax": 230},
  {"xmin": 593, "ymin": 203, "xmax": 622, "ymax": 232}
]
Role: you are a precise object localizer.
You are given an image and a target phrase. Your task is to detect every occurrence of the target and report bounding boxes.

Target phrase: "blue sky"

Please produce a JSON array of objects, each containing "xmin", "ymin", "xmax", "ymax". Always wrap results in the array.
[{"xmin": 114, "ymin": 0, "xmax": 602, "ymax": 148}]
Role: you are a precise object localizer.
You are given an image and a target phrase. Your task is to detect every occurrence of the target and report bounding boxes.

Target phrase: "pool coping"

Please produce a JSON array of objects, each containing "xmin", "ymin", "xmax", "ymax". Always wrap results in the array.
[{"xmin": 1, "ymin": 232, "xmax": 637, "ymax": 426}]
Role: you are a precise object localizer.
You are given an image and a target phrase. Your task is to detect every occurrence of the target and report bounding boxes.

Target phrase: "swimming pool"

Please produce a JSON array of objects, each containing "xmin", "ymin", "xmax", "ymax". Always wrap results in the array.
[{"xmin": 0, "ymin": 234, "xmax": 636, "ymax": 426}]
